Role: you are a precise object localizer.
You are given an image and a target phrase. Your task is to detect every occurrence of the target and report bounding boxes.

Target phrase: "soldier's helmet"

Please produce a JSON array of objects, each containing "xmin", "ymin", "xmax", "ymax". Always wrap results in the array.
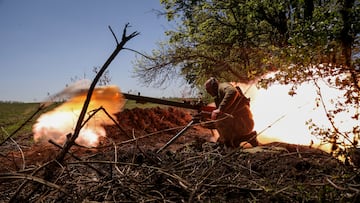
[{"xmin": 204, "ymin": 77, "xmax": 218, "ymax": 96}]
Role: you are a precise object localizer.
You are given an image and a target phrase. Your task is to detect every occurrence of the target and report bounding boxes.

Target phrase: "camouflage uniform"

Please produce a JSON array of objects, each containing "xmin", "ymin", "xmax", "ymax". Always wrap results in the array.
[{"xmin": 214, "ymin": 82, "xmax": 258, "ymax": 148}]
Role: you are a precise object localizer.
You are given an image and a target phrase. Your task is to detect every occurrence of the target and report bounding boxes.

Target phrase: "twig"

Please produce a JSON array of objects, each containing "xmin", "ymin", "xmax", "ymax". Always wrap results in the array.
[
  {"xmin": 0, "ymin": 173, "xmax": 68, "ymax": 194},
  {"xmin": 147, "ymin": 165, "xmax": 190, "ymax": 191},
  {"xmin": 118, "ymin": 124, "xmax": 190, "ymax": 145},
  {"xmin": 67, "ymin": 160, "xmax": 139, "ymax": 166},
  {"xmin": 138, "ymin": 143, "xmax": 162, "ymax": 165},
  {"xmin": 9, "ymin": 161, "xmax": 54, "ymax": 203},
  {"xmin": 326, "ymin": 177, "xmax": 346, "ymax": 190},
  {"xmin": 10, "ymin": 138, "xmax": 25, "ymax": 170},
  {"xmin": 80, "ymin": 106, "xmax": 130, "ymax": 139},
  {"xmin": 1, "ymin": 127, "xmax": 25, "ymax": 170},
  {"xmin": 98, "ymin": 106, "xmax": 130, "ymax": 138},
  {"xmin": 48, "ymin": 139, "xmax": 107, "ymax": 176},
  {"xmin": 108, "ymin": 25, "xmax": 119, "ymax": 45},
  {"xmin": 109, "ymin": 138, "xmax": 124, "ymax": 175},
  {"xmin": 116, "ymin": 116, "xmax": 227, "ymax": 147},
  {"xmin": 272, "ymin": 185, "xmax": 291, "ymax": 196},
  {"xmin": 203, "ymin": 183, "xmax": 263, "ymax": 192},
  {"xmin": 296, "ymin": 145, "xmax": 302, "ymax": 159},
  {"xmin": 149, "ymin": 190, "xmax": 166, "ymax": 203},
  {"xmin": 187, "ymin": 148, "xmax": 241, "ymax": 202},
  {"xmin": 313, "ymin": 80, "xmax": 352, "ymax": 144},
  {"xmin": 123, "ymin": 47, "xmax": 156, "ymax": 60}
]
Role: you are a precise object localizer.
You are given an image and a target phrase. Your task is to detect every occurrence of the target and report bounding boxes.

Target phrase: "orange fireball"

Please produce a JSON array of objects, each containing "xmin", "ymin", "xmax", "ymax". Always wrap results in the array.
[{"xmin": 33, "ymin": 85, "xmax": 125, "ymax": 147}]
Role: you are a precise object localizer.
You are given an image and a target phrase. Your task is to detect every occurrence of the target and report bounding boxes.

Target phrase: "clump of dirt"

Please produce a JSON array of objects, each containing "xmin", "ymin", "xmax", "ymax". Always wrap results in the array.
[{"xmin": 0, "ymin": 107, "xmax": 359, "ymax": 202}]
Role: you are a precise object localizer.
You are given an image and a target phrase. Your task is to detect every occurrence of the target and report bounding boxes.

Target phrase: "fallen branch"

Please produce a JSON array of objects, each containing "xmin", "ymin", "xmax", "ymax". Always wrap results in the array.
[{"xmin": 56, "ymin": 24, "xmax": 139, "ymax": 163}]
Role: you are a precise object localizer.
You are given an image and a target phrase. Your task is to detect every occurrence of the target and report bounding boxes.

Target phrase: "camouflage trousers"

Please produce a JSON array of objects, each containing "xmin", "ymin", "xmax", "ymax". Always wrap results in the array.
[{"xmin": 216, "ymin": 105, "xmax": 258, "ymax": 148}]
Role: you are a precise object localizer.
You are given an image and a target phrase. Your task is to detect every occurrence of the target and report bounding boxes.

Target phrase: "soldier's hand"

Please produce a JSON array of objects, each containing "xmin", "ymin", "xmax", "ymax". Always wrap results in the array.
[{"xmin": 211, "ymin": 109, "xmax": 221, "ymax": 120}]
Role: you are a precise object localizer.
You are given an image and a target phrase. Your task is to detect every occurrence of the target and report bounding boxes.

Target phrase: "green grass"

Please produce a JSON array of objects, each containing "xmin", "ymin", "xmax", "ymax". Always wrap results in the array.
[
  {"xmin": 123, "ymin": 100, "xmax": 169, "ymax": 109},
  {"xmin": 0, "ymin": 102, "xmax": 39, "ymax": 129}
]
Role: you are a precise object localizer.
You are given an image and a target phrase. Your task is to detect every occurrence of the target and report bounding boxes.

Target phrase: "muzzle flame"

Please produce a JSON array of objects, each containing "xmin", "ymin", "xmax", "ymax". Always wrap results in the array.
[{"xmin": 33, "ymin": 85, "xmax": 125, "ymax": 147}]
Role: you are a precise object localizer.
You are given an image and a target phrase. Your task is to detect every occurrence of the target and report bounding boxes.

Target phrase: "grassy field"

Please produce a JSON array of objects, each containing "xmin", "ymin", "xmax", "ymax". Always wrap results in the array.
[{"xmin": 0, "ymin": 102, "xmax": 44, "ymax": 138}]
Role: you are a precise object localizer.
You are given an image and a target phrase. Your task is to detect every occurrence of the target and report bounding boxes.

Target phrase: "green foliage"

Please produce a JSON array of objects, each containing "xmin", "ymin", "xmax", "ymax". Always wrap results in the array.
[{"xmin": 136, "ymin": 0, "xmax": 359, "ymax": 86}]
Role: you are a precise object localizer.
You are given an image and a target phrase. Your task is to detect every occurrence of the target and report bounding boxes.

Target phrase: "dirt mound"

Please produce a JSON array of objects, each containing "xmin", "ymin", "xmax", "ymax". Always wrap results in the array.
[
  {"xmin": 117, "ymin": 106, "xmax": 192, "ymax": 132},
  {"xmin": 103, "ymin": 107, "xmax": 213, "ymax": 151},
  {"xmin": 1, "ymin": 107, "xmax": 359, "ymax": 202}
]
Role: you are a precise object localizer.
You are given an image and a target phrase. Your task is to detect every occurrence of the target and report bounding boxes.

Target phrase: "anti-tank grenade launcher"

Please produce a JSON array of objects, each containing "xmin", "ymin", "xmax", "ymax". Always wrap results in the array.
[
  {"xmin": 122, "ymin": 93, "xmax": 216, "ymax": 152},
  {"xmin": 122, "ymin": 93, "xmax": 216, "ymax": 121}
]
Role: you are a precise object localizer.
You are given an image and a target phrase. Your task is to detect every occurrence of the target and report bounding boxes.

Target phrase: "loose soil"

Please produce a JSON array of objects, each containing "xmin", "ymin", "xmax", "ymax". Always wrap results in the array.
[{"xmin": 1, "ymin": 107, "xmax": 359, "ymax": 202}]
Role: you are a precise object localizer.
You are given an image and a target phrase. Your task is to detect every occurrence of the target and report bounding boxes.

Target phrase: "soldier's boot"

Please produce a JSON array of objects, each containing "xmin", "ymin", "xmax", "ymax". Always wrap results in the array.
[{"xmin": 246, "ymin": 131, "xmax": 259, "ymax": 147}]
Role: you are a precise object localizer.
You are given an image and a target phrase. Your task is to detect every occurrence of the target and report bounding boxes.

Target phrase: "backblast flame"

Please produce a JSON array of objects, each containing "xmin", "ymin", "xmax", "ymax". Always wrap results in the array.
[
  {"xmin": 235, "ymin": 79, "xmax": 357, "ymax": 153},
  {"xmin": 33, "ymin": 85, "xmax": 125, "ymax": 147}
]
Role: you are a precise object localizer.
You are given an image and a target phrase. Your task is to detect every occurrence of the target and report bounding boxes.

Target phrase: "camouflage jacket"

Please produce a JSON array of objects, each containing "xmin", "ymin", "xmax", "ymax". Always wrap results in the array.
[{"xmin": 214, "ymin": 83, "xmax": 249, "ymax": 114}]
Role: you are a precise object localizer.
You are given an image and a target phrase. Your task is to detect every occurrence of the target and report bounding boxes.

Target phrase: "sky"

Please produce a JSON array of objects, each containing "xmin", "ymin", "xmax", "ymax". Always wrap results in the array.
[{"xmin": 0, "ymin": 0, "xmax": 187, "ymax": 102}]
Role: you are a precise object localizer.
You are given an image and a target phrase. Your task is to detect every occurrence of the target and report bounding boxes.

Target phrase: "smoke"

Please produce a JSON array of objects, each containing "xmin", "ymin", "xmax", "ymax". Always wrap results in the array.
[{"xmin": 41, "ymin": 79, "xmax": 91, "ymax": 107}]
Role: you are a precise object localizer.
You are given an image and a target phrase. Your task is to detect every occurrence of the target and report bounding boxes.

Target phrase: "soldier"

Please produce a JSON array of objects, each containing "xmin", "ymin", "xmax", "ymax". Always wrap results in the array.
[{"xmin": 204, "ymin": 77, "xmax": 258, "ymax": 148}]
